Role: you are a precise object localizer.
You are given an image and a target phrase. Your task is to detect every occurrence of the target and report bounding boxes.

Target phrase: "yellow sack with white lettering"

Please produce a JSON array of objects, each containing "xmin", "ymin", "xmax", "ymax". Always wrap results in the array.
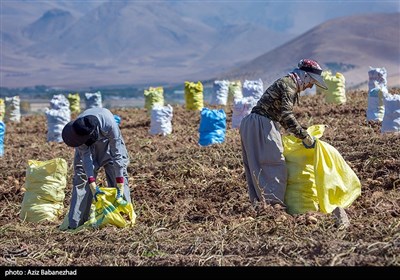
[
  {"xmin": 283, "ymin": 125, "xmax": 361, "ymax": 214},
  {"xmin": 59, "ymin": 187, "xmax": 136, "ymax": 231}
]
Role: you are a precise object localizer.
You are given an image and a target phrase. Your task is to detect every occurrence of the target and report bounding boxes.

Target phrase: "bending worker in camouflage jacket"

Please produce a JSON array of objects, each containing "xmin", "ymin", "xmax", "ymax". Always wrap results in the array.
[{"xmin": 239, "ymin": 59, "xmax": 350, "ymax": 227}]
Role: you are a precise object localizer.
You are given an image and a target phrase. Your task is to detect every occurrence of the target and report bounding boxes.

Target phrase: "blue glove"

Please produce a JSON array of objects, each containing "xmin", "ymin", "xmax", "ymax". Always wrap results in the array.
[
  {"xmin": 116, "ymin": 177, "xmax": 124, "ymax": 199},
  {"xmin": 302, "ymin": 135, "xmax": 316, "ymax": 149},
  {"xmin": 89, "ymin": 181, "xmax": 105, "ymax": 202},
  {"xmin": 116, "ymin": 185, "xmax": 123, "ymax": 199},
  {"xmin": 115, "ymin": 177, "xmax": 128, "ymax": 205},
  {"xmin": 93, "ymin": 186, "xmax": 105, "ymax": 202}
]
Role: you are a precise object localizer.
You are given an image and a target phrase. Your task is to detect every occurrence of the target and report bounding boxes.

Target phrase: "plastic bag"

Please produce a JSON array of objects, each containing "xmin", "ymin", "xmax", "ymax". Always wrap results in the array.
[
  {"xmin": 59, "ymin": 187, "xmax": 136, "ymax": 231},
  {"xmin": 283, "ymin": 125, "xmax": 361, "ymax": 214}
]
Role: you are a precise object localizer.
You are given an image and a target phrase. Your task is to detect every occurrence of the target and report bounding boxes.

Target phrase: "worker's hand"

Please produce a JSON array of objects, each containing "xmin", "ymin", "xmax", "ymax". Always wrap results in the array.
[
  {"xmin": 88, "ymin": 177, "xmax": 104, "ymax": 201},
  {"xmin": 89, "ymin": 181, "xmax": 97, "ymax": 195},
  {"xmin": 302, "ymin": 134, "xmax": 316, "ymax": 149}
]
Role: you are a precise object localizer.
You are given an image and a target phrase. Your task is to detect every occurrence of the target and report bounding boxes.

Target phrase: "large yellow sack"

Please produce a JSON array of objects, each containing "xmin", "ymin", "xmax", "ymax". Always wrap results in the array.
[
  {"xmin": 283, "ymin": 125, "xmax": 361, "ymax": 214},
  {"xmin": 59, "ymin": 187, "xmax": 136, "ymax": 231},
  {"xmin": 283, "ymin": 129, "xmax": 319, "ymax": 214},
  {"xmin": 20, "ymin": 158, "xmax": 67, "ymax": 222}
]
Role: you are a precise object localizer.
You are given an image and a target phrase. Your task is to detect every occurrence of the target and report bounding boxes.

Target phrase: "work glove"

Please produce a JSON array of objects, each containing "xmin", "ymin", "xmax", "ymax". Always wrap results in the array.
[
  {"xmin": 116, "ymin": 177, "xmax": 124, "ymax": 199},
  {"xmin": 88, "ymin": 177, "xmax": 104, "ymax": 202},
  {"xmin": 115, "ymin": 177, "xmax": 128, "ymax": 205},
  {"xmin": 302, "ymin": 134, "xmax": 316, "ymax": 149}
]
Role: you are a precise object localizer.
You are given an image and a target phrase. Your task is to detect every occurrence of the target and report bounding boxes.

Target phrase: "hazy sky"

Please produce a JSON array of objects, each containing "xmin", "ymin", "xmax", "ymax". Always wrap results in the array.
[
  {"xmin": 171, "ymin": 0, "xmax": 400, "ymax": 34},
  {"xmin": 3, "ymin": 0, "xmax": 399, "ymax": 36}
]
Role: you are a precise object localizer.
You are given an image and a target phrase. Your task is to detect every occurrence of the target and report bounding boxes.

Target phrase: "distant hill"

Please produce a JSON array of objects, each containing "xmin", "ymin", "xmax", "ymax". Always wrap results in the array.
[
  {"xmin": 217, "ymin": 13, "xmax": 400, "ymax": 90},
  {"xmin": 22, "ymin": 8, "xmax": 76, "ymax": 42},
  {"xmin": 1, "ymin": 1, "xmax": 292, "ymax": 88}
]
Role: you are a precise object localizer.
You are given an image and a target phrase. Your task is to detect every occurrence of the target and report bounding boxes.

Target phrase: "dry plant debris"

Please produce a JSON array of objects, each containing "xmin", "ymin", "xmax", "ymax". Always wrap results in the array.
[{"xmin": 0, "ymin": 90, "xmax": 399, "ymax": 266}]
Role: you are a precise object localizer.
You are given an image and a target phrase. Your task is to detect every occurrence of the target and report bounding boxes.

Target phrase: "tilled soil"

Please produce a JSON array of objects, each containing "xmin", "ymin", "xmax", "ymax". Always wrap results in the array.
[{"xmin": 0, "ymin": 90, "xmax": 399, "ymax": 266}]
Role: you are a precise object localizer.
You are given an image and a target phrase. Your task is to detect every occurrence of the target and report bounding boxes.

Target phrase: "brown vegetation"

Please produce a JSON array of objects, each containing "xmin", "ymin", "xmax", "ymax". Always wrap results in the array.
[{"xmin": 0, "ymin": 90, "xmax": 399, "ymax": 266}]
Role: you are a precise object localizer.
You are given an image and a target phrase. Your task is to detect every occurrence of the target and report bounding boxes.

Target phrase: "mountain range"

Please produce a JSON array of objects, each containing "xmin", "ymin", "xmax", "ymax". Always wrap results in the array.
[
  {"xmin": 1, "ymin": 1, "xmax": 399, "ymax": 90},
  {"xmin": 219, "ymin": 12, "xmax": 400, "ymax": 89}
]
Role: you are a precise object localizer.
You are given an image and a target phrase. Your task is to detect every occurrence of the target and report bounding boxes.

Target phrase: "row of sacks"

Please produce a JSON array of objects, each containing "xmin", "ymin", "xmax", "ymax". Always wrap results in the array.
[
  {"xmin": 147, "ymin": 105, "xmax": 225, "ymax": 144},
  {"xmin": 209, "ymin": 79, "xmax": 264, "ymax": 106},
  {"xmin": 143, "ymin": 80, "xmax": 264, "ymax": 113},
  {"xmin": 1, "ymin": 92, "xmax": 113, "ymax": 152},
  {"xmin": 314, "ymin": 66, "xmax": 399, "ymax": 133},
  {"xmin": 45, "ymin": 92, "xmax": 119, "ymax": 143},
  {"xmin": 0, "ymin": 91, "xmax": 103, "ymax": 123},
  {"xmin": 63, "ymin": 91, "xmax": 103, "ymax": 112},
  {"xmin": 145, "ymin": 70, "xmax": 391, "ymax": 113},
  {"xmin": 143, "ymin": 82, "xmax": 258, "ymax": 138},
  {"xmin": 1, "ymin": 93, "xmax": 230, "ymax": 151},
  {"xmin": 46, "ymin": 91, "xmax": 104, "ymax": 115},
  {"xmin": 144, "ymin": 81, "xmax": 260, "ymax": 137},
  {"xmin": 183, "ymin": 80, "xmax": 263, "ymax": 109},
  {"xmin": 147, "ymin": 100, "xmax": 258, "ymax": 141},
  {"xmin": 45, "ymin": 92, "xmax": 106, "ymax": 142},
  {"xmin": 143, "ymin": 82, "xmax": 205, "ymax": 112}
]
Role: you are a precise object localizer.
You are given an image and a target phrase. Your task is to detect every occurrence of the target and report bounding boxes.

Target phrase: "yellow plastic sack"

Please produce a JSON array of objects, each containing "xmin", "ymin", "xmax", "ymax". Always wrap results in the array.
[
  {"xmin": 283, "ymin": 127, "xmax": 321, "ymax": 214},
  {"xmin": 0, "ymin": 98, "xmax": 5, "ymax": 121},
  {"xmin": 316, "ymin": 71, "xmax": 330, "ymax": 95},
  {"xmin": 20, "ymin": 158, "xmax": 67, "ymax": 222},
  {"xmin": 317, "ymin": 71, "xmax": 346, "ymax": 104},
  {"xmin": 144, "ymin": 87, "xmax": 164, "ymax": 114},
  {"xmin": 59, "ymin": 187, "xmax": 136, "ymax": 231},
  {"xmin": 184, "ymin": 81, "xmax": 204, "ymax": 111},
  {"xmin": 283, "ymin": 125, "xmax": 361, "ymax": 214},
  {"xmin": 67, "ymin": 93, "xmax": 81, "ymax": 114},
  {"xmin": 228, "ymin": 80, "xmax": 243, "ymax": 104}
]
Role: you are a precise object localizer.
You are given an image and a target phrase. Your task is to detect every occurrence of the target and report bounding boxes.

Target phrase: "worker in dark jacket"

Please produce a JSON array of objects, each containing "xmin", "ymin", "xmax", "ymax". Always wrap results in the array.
[{"xmin": 62, "ymin": 107, "xmax": 131, "ymax": 229}]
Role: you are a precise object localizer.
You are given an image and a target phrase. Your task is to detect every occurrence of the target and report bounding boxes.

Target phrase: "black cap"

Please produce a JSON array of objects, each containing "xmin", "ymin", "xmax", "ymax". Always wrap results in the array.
[{"xmin": 62, "ymin": 115, "xmax": 99, "ymax": 147}]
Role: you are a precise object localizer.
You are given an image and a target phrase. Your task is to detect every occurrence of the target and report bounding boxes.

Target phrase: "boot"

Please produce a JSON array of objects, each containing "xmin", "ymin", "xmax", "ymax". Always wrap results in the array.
[{"xmin": 333, "ymin": 207, "xmax": 350, "ymax": 229}]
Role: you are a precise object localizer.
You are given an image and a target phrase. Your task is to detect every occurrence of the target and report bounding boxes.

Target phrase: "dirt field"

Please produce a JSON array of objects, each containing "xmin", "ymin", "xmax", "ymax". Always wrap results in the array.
[{"xmin": 0, "ymin": 89, "xmax": 399, "ymax": 267}]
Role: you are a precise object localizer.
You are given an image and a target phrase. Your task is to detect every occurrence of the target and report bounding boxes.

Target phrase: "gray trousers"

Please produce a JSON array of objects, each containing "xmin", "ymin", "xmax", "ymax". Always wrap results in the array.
[
  {"xmin": 239, "ymin": 113, "xmax": 287, "ymax": 205},
  {"xmin": 68, "ymin": 142, "xmax": 131, "ymax": 229}
]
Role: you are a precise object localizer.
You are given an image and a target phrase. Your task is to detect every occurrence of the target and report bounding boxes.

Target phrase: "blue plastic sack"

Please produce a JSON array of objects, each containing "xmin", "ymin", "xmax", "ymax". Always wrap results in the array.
[{"xmin": 198, "ymin": 108, "xmax": 226, "ymax": 146}]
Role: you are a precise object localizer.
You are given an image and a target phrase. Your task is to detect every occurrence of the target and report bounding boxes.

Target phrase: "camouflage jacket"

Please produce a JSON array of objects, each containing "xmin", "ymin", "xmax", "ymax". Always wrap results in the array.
[{"xmin": 251, "ymin": 75, "xmax": 308, "ymax": 139}]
